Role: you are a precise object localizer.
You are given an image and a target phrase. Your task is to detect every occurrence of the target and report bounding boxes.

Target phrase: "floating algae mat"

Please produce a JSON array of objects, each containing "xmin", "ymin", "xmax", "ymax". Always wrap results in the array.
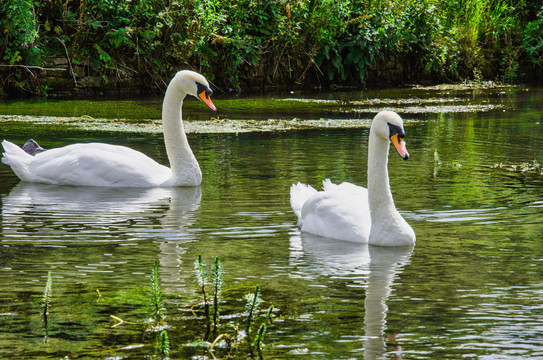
[
  {"xmin": 0, "ymin": 92, "xmax": 504, "ymax": 135},
  {"xmin": 0, "ymin": 114, "xmax": 378, "ymax": 134}
]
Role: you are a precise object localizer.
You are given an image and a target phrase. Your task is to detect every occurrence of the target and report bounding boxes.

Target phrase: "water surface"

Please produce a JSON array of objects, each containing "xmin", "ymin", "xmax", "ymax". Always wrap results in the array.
[{"xmin": 0, "ymin": 85, "xmax": 542, "ymax": 359}]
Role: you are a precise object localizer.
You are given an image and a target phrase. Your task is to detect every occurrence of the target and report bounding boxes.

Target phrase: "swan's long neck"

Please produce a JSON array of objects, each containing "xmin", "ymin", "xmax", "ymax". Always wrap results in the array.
[
  {"xmin": 367, "ymin": 131, "xmax": 395, "ymax": 216},
  {"xmin": 162, "ymin": 85, "xmax": 201, "ymax": 185}
]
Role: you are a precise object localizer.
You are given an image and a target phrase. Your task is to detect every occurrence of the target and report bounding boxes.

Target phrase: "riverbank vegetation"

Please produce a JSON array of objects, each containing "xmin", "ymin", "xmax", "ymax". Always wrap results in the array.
[{"xmin": 1, "ymin": 0, "xmax": 542, "ymax": 96}]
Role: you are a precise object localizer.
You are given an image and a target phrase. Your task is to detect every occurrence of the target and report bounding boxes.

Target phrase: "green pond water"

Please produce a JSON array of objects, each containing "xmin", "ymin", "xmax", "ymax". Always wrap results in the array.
[{"xmin": 0, "ymin": 85, "xmax": 542, "ymax": 359}]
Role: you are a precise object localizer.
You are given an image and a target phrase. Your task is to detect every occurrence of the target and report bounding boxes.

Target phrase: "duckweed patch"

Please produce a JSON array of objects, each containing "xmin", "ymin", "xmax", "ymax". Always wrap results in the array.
[
  {"xmin": 412, "ymin": 82, "xmax": 518, "ymax": 91},
  {"xmin": 0, "ymin": 114, "xmax": 378, "ymax": 134},
  {"xmin": 1, "ymin": 92, "xmax": 501, "ymax": 134},
  {"xmin": 492, "ymin": 160, "xmax": 543, "ymax": 176}
]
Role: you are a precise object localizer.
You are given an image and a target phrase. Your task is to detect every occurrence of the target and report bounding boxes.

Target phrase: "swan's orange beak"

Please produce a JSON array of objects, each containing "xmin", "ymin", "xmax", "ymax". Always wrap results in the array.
[
  {"xmin": 391, "ymin": 133, "xmax": 409, "ymax": 160},
  {"xmin": 199, "ymin": 91, "xmax": 217, "ymax": 111}
]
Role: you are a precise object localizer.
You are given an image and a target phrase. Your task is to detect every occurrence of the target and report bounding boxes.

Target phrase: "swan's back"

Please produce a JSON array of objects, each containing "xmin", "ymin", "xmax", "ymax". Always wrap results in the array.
[
  {"xmin": 3, "ymin": 141, "xmax": 172, "ymax": 187},
  {"xmin": 37, "ymin": 143, "xmax": 172, "ymax": 187},
  {"xmin": 291, "ymin": 179, "xmax": 371, "ymax": 242}
]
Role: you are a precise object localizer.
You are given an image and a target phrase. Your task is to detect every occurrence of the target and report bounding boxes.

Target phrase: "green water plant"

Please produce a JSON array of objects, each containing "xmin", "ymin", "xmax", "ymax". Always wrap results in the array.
[
  {"xmin": 195, "ymin": 254, "xmax": 211, "ymax": 339},
  {"xmin": 245, "ymin": 285, "xmax": 261, "ymax": 335},
  {"xmin": 253, "ymin": 323, "xmax": 267, "ymax": 358},
  {"xmin": 211, "ymin": 256, "xmax": 223, "ymax": 338},
  {"xmin": 243, "ymin": 285, "xmax": 276, "ymax": 358},
  {"xmin": 190, "ymin": 256, "xmax": 275, "ymax": 358},
  {"xmin": 150, "ymin": 261, "xmax": 165, "ymax": 322},
  {"xmin": 42, "ymin": 271, "xmax": 53, "ymax": 325},
  {"xmin": 156, "ymin": 330, "xmax": 170, "ymax": 359}
]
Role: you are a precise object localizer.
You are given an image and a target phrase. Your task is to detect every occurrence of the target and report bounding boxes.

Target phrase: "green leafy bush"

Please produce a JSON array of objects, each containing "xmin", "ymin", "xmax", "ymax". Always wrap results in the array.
[{"xmin": 0, "ymin": 0, "xmax": 542, "ymax": 95}]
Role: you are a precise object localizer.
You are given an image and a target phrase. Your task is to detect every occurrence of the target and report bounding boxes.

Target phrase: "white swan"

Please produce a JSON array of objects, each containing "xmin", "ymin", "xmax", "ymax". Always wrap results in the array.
[
  {"xmin": 1, "ymin": 70, "xmax": 216, "ymax": 187},
  {"xmin": 290, "ymin": 111, "xmax": 416, "ymax": 246}
]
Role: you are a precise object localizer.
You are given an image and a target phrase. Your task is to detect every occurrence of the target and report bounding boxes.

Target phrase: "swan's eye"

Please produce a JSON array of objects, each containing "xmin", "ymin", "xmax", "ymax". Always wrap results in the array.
[
  {"xmin": 196, "ymin": 82, "xmax": 212, "ymax": 99},
  {"xmin": 387, "ymin": 123, "xmax": 405, "ymax": 139}
]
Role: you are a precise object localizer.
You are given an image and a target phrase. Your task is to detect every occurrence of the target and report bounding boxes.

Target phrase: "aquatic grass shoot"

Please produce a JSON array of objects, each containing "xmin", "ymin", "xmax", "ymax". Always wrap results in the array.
[
  {"xmin": 253, "ymin": 323, "xmax": 267, "ymax": 359},
  {"xmin": 255, "ymin": 306, "xmax": 274, "ymax": 357},
  {"xmin": 194, "ymin": 256, "xmax": 224, "ymax": 341},
  {"xmin": 27, "ymin": 257, "xmax": 278, "ymax": 358},
  {"xmin": 211, "ymin": 256, "xmax": 223, "ymax": 338},
  {"xmin": 243, "ymin": 285, "xmax": 276, "ymax": 357},
  {"xmin": 191, "ymin": 256, "xmax": 275, "ymax": 358},
  {"xmin": 150, "ymin": 261, "xmax": 164, "ymax": 322},
  {"xmin": 195, "ymin": 255, "xmax": 211, "ymax": 339},
  {"xmin": 156, "ymin": 330, "xmax": 170, "ymax": 359},
  {"xmin": 42, "ymin": 271, "xmax": 53, "ymax": 325},
  {"xmin": 245, "ymin": 285, "xmax": 261, "ymax": 335}
]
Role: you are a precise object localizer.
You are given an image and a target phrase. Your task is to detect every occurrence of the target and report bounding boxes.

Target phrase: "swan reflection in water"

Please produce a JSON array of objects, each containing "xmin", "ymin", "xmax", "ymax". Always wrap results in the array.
[
  {"xmin": 289, "ymin": 232, "xmax": 413, "ymax": 359},
  {"xmin": 1, "ymin": 182, "xmax": 201, "ymax": 290}
]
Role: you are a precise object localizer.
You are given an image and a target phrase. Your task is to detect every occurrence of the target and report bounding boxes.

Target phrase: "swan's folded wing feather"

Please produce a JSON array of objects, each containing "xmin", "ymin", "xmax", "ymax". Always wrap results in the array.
[
  {"xmin": 29, "ymin": 143, "xmax": 171, "ymax": 187},
  {"xmin": 299, "ymin": 186, "xmax": 371, "ymax": 242}
]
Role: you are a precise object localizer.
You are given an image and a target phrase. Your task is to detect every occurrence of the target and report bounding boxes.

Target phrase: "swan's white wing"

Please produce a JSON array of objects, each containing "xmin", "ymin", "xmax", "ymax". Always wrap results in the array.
[
  {"xmin": 297, "ymin": 181, "xmax": 371, "ymax": 243},
  {"xmin": 28, "ymin": 143, "xmax": 171, "ymax": 187},
  {"xmin": 326, "ymin": 180, "xmax": 367, "ymax": 193}
]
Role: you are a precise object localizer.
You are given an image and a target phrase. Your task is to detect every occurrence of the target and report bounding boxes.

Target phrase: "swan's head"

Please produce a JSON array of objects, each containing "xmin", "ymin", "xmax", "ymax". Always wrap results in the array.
[
  {"xmin": 372, "ymin": 111, "xmax": 409, "ymax": 160},
  {"xmin": 172, "ymin": 70, "xmax": 217, "ymax": 111}
]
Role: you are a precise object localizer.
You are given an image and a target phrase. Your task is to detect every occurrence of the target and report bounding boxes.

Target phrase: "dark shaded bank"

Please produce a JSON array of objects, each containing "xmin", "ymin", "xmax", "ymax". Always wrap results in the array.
[{"xmin": 1, "ymin": 0, "xmax": 542, "ymax": 98}]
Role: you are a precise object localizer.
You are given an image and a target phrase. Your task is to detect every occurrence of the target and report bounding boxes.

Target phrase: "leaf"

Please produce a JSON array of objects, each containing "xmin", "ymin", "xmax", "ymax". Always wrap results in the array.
[{"xmin": 332, "ymin": 54, "xmax": 343, "ymax": 70}]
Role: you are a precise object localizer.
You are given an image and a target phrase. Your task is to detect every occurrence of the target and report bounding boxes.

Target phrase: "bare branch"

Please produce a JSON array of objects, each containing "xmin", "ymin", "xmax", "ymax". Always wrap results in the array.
[{"xmin": 0, "ymin": 64, "xmax": 66, "ymax": 71}]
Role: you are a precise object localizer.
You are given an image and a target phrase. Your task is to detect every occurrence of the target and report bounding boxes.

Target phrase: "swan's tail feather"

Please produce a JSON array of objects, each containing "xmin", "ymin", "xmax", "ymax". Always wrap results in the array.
[
  {"xmin": 322, "ymin": 178, "xmax": 338, "ymax": 191},
  {"xmin": 2, "ymin": 140, "xmax": 33, "ymax": 180},
  {"xmin": 290, "ymin": 182, "xmax": 317, "ymax": 219}
]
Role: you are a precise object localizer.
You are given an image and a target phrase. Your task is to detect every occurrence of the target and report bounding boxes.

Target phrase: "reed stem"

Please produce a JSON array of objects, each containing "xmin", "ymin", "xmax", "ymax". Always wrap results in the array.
[
  {"xmin": 211, "ymin": 256, "xmax": 223, "ymax": 338},
  {"xmin": 157, "ymin": 330, "xmax": 170, "ymax": 358},
  {"xmin": 245, "ymin": 285, "xmax": 260, "ymax": 335},
  {"xmin": 150, "ymin": 261, "xmax": 164, "ymax": 321},
  {"xmin": 195, "ymin": 255, "xmax": 210, "ymax": 339},
  {"xmin": 42, "ymin": 271, "xmax": 52, "ymax": 324}
]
